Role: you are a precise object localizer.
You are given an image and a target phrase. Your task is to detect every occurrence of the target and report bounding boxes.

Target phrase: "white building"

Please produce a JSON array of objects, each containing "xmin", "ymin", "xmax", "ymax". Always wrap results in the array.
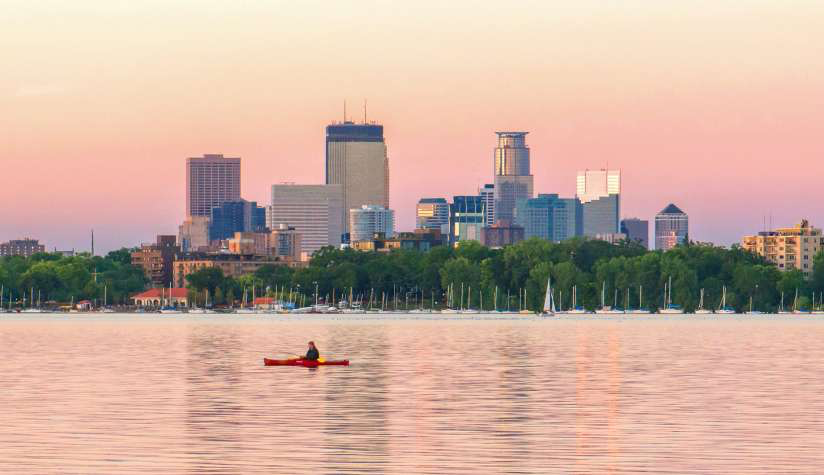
[
  {"xmin": 350, "ymin": 205, "xmax": 395, "ymax": 242},
  {"xmin": 267, "ymin": 184, "xmax": 343, "ymax": 256}
]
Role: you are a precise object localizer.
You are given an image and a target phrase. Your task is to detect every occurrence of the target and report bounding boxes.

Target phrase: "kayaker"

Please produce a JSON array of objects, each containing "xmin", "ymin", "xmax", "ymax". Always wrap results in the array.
[{"xmin": 304, "ymin": 341, "xmax": 320, "ymax": 361}]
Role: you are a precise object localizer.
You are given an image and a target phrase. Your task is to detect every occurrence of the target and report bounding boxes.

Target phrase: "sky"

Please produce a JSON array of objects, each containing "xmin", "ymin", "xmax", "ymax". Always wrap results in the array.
[{"xmin": 2, "ymin": 0, "xmax": 823, "ymax": 253}]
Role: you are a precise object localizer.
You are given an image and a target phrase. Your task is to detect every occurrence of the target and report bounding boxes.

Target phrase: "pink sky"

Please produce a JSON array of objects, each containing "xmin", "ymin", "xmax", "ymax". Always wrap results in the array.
[{"xmin": 2, "ymin": 1, "xmax": 823, "ymax": 253}]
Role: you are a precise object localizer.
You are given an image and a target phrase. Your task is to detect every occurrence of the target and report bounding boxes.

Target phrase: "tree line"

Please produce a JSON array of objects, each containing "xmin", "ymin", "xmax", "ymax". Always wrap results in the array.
[{"xmin": 185, "ymin": 238, "xmax": 824, "ymax": 312}]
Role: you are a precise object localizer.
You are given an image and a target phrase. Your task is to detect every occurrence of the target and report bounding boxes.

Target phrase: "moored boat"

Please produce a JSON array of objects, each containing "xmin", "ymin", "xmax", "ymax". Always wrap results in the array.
[{"xmin": 263, "ymin": 358, "xmax": 350, "ymax": 367}]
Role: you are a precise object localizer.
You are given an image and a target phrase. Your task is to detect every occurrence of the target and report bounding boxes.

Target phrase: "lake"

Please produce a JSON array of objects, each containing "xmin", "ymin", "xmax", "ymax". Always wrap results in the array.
[{"xmin": 2, "ymin": 314, "xmax": 823, "ymax": 474}]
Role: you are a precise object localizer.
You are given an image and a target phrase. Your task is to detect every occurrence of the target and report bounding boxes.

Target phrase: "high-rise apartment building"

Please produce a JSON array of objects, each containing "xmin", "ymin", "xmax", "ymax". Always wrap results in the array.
[
  {"xmin": 269, "ymin": 224, "xmax": 302, "ymax": 261},
  {"xmin": 325, "ymin": 122, "xmax": 389, "ymax": 233},
  {"xmin": 742, "ymin": 220, "xmax": 823, "ymax": 277},
  {"xmin": 131, "ymin": 235, "xmax": 180, "ymax": 287},
  {"xmin": 266, "ymin": 184, "xmax": 343, "ymax": 256},
  {"xmin": 208, "ymin": 200, "xmax": 266, "ymax": 242},
  {"xmin": 0, "ymin": 238, "xmax": 46, "ymax": 257},
  {"xmin": 493, "ymin": 132, "xmax": 533, "ymax": 223},
  {"xmin": 514, "ymin": 194, "xmax": 582, "ymax": 242},
  {"xmin": 655, "ymin": 204, "xmax": 689, "ymax": 250},
  {"xmin": 450, "ymin": 196, "xmax": 485, "ymax": 245},
  {"xmin": 349, "ymin": 205, "xmax": 395, "ymax": 242},
  {"xmin": 576, "ymin": 169, "xmax": 620, "ymax": 236},
  {"xmin": 621, "ymin": 218, "xmax": 649, "ymax": 248},
  {"xmin": 416, "ymin": 198, "xmax": 450, "ymax": 232},
  {"xmin": 186, "ymin": 154, "xmax": 241, "ymax": 217},
  {"xmin": 479, "ymin": 184, "xmax": 495, "ymax": 226}
]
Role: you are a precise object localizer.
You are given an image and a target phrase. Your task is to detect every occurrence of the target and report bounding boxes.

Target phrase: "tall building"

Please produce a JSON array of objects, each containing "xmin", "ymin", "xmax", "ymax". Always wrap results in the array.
[
  {"xmin": 131, "ymin": 235, "xmax": 180, "ymax": 287},
  {"xmin": 655, "ymin": 203, "xmax": 689, "ymax": 250},
  {"xmin": 269, "ymin": 224, "xmax": 303, "ymax": 260},
  {"xmin": 325, "ymin": 122, "xmax": 389, "ymax": 233},
  {"xmin": 742, "ymin": 220, "xmax": 823, "ymax": 277},
  {"xmin": 621, "ymin": 218, "xmax": 649, "ymax": 248},
  {"xmin": 481, "ymin": 220, "xmax": 525, "ymax": 248},
  {"xmin": 576, "ymin": 169, "xmax": 621, "ymax": 236},
  {"xmin": 267, "ymin": 184, "xmax": 343, "ymax": 255},
  {"xmin": 450, "ymin": 195, "xmax": 485, "ymax": 245},
  {"xmin": 493, "ymin": 132, "xmax": 533, "ymax": 223},
  {"xmin": 479, "ymin": 184, "xmax": 495, "ymax": 226},
  {"xmin": 208, "ymin": 200, "xmax": 266, "ymax": 242},
  {"xmin": 416, "ymin": 198, "xmax": 450, "ymax": 232},
  {"xmin": 0, "ymin": 238, "xmax": 46, "ymax": 257},
  {"xmin": 186, "ymin": 154, "xmax": 241, "ymax": 217},
  {"xmin": 514, "ymin": 194, "xmax": 582, "ymax": 242},
  {"xmin": 349, "ymin": 205, "xmax": 395, "ymax": 242},
  {"xmin": 178, "ymin": 216, "xmax": 210, "ymax": 252}
]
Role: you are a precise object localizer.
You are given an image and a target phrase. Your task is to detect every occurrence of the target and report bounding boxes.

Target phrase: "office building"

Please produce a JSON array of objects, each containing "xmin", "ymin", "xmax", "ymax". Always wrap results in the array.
[
  {"xmin": 514, "ymin": 194, "xmax": 582, "ymax": 242},
  {"xmin": 269, "ymin": 224, "xmax": 302, "ymax": 260},
  {"xmin": 481, "ymin": 220, "xmax": 525, "ymax": 248},
  {"xmin": 0, "ymin": 238, "xmax": 46, "ymax": 257},
  {"xmin": 227, "ymin": 232, "xmax": 270, "ymax": 256},
  {"xmin": 493, "ymin": 132, "xmax": 533, "ymax": 223},
  {"xmin": 416, "ymin": 198, "xmax": 450, "ymax": 232},
  {"xmin": 621, "ymin": 218, "xmax": 649, "ymax": 248},
  {"xmin": 209, "ymin": 200, "xmax": 266, "ymax": 242},
  {"xmin": 352, "ymin": 229, "xmax": 446, "ymax": 253},
  {"xmin": 325, "ymin": 122, "xmax": 389, "ymax": 233},
  {"xmin": 450, "ymin": 195, "xmax": 485, "ymax": 245},
  {"xmin": 131, "ymin": 235, "xmax": 180, "ymax": 287},
  {"xmin": 655, "ymin": 203, "xmax": 689, "ymax": 250},
  {"xmin": 576, "ymin": 169, "xmax": 620, "ymax": 236},
  {"xmin": 178, "ymin": 216, "xmax": 210, "ymax": 252},
  {"xmin": 186, "ymin": 154, "xmax": 241, "ymax": 217},
  {"xmin": 479, "ymin": 184, "xmax": 495, "ymax": 226},
  {"xmin": 349, "ymin": 205, "xmax": 395, "ymax": 242},
  {"xmin": 742, "ymin": 220, "xmax": 823, "ymax": 277},
  {"xmin": 267, "ymin": 184, "xmax": 343, "ymax": 256},
  {"xmin": 595, "ymin": 233, "xmax": 628, "ymax": 244}
]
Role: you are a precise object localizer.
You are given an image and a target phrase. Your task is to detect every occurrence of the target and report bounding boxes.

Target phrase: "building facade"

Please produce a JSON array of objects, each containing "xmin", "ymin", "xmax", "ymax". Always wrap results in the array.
[
  {"xmin": 325, "ymin": 122, "xmax": 389, "ymax": 234},
  {"xmin": 209, "ymin": 199, "xmax": 266, "ymax": 241},
  {"xmin": 269, "ymin": 224, "xmax": 302, "ymax": 260},
  {"xmin": 130, "ymin": 235, "xmax": 180, "ymax": 287},
  {"xmin": 352, "ymin": 229, "xmax": 446, "ymax": 253},
  {"xmin": 173, "ymin": 254, "xmax": 300, "ymax": 288},
  {"xmin": 416, "ymin": 198, "xmax": 450, "ymax": 232},
  {"xmin": 655, "ymin": 203, "xmax": 689, "ymax": 250},
  {"xmin": 493, "ymin": 132, "xmax": 533, "ymax": 223},
  {"xmin": 0, "ymin": 238, "xmax": 46, "ymax": 257},
  {"xmin": 481, "ymin": 220, "xmax": 525, "ymax": 248},
  {"xmin": 621, "ymin": 218, "xmax": 649, "ymax": 248},
  {"xmin": 450, "ymin": 196, "xmax": 485, "ymax": 245},
  {"xmin": 178, "ymin": 216, "xmax": 210, "ymax": 252},
  {"xmin": 349, "ymin": 205, "xmax": 395, "ymax": 242},
  {"xmin": 479, "ymin": 184, "xmax": 495, "ymax": 226},
  {"xmin": 742, "ymin": 220, "xmax": 823, "ymax": 277},
  {"xmin": 576, "ymin": 169, "xmax": 620, "ymax": 236},
  {"xmin": 514, "ymin": 194, "xmax": 582, "ymax": 242},
  {"xmin": 186, "ymin": 154, "xmax": 241, "ymax": 217},
  {"xmin": 267, "ymin": 184, "xmax": 343, "ymax": 256}
]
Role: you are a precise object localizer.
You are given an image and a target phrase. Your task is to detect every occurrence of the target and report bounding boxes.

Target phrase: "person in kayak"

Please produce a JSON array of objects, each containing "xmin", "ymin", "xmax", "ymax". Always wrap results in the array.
[{"xmin": 304, "ymin": 341, "xmax": 320, "ymax": 361}]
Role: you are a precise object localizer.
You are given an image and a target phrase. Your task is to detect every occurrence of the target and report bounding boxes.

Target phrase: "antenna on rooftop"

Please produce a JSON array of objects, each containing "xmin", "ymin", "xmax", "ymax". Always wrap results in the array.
[
  {"xmin": 363, "ymin": 99, "xmax": 367, "ymax": 124},
  {"xmin": 343, "ymin": 100, "xmax": 347, "ymax": 122}
]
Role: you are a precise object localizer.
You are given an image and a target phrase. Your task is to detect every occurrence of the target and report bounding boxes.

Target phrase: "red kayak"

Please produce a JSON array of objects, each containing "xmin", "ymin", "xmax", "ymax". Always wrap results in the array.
[{"xmin": 264, "ymin": 358, "xmax": 350, "ymax": 367}]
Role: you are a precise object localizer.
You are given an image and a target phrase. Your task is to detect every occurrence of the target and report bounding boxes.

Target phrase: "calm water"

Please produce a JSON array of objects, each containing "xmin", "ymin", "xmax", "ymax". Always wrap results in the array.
[{"xmin": 2, "ymin": 314, "xmax": 824, "ymax": 474}]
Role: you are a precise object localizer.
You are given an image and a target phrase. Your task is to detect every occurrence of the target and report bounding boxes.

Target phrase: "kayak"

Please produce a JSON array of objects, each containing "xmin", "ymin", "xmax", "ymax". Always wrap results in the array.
[{"xmin": 263, "ymin": 358, "xmax": 350, "ymax": 367}]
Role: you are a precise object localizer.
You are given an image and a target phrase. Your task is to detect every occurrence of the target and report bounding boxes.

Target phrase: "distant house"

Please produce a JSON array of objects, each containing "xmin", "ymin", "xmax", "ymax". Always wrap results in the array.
[
  {"xmin": 132, "ymin": 288, "xmax": 188, "ymax": 307},
  {"xmin": 253, "ymin": 297, "xmax": 275, "ymax": 310},
  {"xmin": 76, "ymin": 300, "xmax": 93, "ymax": 311}
]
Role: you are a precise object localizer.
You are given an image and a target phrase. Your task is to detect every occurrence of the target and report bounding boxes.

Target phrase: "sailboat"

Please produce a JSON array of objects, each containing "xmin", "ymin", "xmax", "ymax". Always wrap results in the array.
[
  {"xmin": 777, "ymin": 291, "xmax": 792, "ymax": 315},
  {"xmin": 21, "ymin": 287, "xmax": 45, "ymax": 313},
  {"xmin": 563, "ymin": 285, "xmax": 588, "ymax": 314},
  {"xmin": 595, "ymin": 281, "xmax": 624, "ymax": 314},
  {"xmin": 101, "ymin": 285, "xmax": 115, "ymax": 312},
  {"xmin": 659, "ymin": 276, "xmax": 684, "ymax": 314},
  {"xmin": 744, "ymin": 293, "xmax": 763, "ymax": 315},
  {"xmin": 812, "ymin": 292, "xmax": 824, "ymax": 315},
  {"xmin": 461, "ymin": 285, "xmax": 479, "ymax": 314},
  {"xmin": 716, "ymin": 285, "xmax": 736, "ymax": 314},
  {"xmin": 627, "ymin": 285, "xmax": 651, "ymax": 315},
  {"xmin": 695, "ymin": 288, "xmax": 713, "ymax": 314},
  {"xmin": 0, "ymin": 285, "xmax": 7, "ymax": 314},
  {"xmin": 160, "ymin": 283, "xmax": 183, "ymax": 314},
  {"xmin": 541, "ymin": 277, "xmax": 556, "ymax": 316}
]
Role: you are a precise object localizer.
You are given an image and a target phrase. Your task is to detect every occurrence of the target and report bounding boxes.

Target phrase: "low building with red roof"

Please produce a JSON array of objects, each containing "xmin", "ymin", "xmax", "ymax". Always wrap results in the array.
[{"xmin": 132, "ymin": 288, "xmax": 188, "ymax": 307}]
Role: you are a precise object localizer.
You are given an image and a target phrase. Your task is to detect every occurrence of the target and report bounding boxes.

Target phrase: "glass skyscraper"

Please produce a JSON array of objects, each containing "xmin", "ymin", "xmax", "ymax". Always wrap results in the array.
[
  {"xmin": 416, "ymin": 198, "xmax": 450, "ymax": 232},
  {"xmin": 655, "ymin": 204, "xmax": 689, "ymax": 250},
  {"xmin": 493, "ymin": 132, "xmax": 533, "ymax": 223},
  {"xmin": 621, "ymin": 218, "xmax": 649, "ymax": 248},
  {"xmin": 349, "ymin": 205, "xmax": 395, "ymax": 242},
  {"xmin": 450, "ymin": 196, "xmax": 485, "ymax": 245},
  {"xmin": 208, "ymin": 200, "xmax": 266, "ymax": 241},
  {"xmin": 576, "ymin": 169, "xmax": 621, "ymax": 236},
  {"xmin": 325, "ymin": 122, "xmax": 389, "ymax": 234},
  {"xmin": 515, "ymin": 194, "xmax": 582, "ymax": 242}
]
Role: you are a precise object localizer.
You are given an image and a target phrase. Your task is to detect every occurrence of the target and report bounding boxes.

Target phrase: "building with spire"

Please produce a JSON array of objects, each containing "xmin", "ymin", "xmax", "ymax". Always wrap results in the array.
[
  {"xmin": 493, "ymin": 132, "xmax": 533, "ymax": 223},
  {"xmin": 655, "ymin": 203, "xmax": 689, "ymax": 250}
]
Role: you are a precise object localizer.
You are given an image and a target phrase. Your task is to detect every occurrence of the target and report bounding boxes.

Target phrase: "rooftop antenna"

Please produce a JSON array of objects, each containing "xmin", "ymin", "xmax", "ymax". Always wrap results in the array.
[
  {"xmin": 363, "ymin": 99, "xmax": 367, "ymax": 124},
  {"xmin": 343, "ymin": 100, "xmax": 347, "ymax": 122}
]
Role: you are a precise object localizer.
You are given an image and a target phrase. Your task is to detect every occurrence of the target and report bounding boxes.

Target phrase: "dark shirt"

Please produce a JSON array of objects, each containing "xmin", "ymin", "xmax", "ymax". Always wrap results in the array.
[{"xmin": 305, "ymin": 347, "xmax": 320, "ymax": 361}]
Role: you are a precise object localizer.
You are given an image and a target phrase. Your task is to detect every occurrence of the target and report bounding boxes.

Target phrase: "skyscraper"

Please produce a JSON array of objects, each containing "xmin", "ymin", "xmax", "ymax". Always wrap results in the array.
[
  {"xmin": 186, "ymin": 154, "xmax": 241, "ymax": 217},
  {"xmin": 493, "ymin": 132, "xmax": 533, "ymax": 223},
  {"xmin": 450, "ymin": 195, "xmax": 485, "ymax": 245},
  {"xmin": 267, "ymin": 184, "xmax": 343, "ymax": 256},
  {"xmin": 208, "ymin": 200, "xmax": 266, "ymax": 241},
  {"xmin": 349, "ymin": 205, "xmax": 395, "ymax": 242},
  {"xmin": 655, "ymin": 204, "xmax": 689, "ymax": 250},
  {"xmin": 515, "ymin": 194, "xmax": 582, "ymax": 242},
  {"xmin": 416, "ymin": 198, "xmax": 450, "ymax": 231},
  {"xmin": 621, "ymin": 218, "xmax": 649, "ymax": 248},
  {"xmin": 576, "ymin": 169, "xmax": 620, "ymax": 236},
  {"xmin": 325, "ymin": 122, "xmax": 389, "ymax": 233},
  {"xmin": 478, "ymin": 184, "xmax": 495, "ymax": 226}
]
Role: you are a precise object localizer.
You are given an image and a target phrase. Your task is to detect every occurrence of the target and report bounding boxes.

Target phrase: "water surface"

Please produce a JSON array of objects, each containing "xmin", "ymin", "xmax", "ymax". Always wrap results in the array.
[{"xmin": 2, "ymin": 314, "xmax": 823, "ymax": 474}]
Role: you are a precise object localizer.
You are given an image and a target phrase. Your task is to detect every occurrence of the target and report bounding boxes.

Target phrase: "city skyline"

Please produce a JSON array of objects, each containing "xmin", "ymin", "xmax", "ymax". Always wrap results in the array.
[{"xmin": 3, "ymin": 1, "xmax": 824, "ymax": 252}]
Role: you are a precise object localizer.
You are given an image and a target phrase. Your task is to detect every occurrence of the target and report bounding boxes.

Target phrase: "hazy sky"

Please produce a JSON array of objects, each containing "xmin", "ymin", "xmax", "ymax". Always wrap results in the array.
[{"xmin": 2, "ymin": 1, "xmax": 823, "ymax": 253}]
